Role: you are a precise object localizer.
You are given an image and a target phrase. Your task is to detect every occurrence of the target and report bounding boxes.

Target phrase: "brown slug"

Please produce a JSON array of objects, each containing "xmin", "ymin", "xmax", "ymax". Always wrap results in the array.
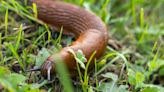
[{"xmin": 31, "ymin": 0, "xmax": 108, "ymax": 77}]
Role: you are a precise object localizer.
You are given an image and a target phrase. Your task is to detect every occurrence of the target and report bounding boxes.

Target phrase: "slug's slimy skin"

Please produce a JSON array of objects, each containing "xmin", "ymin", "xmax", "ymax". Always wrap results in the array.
[{"xmin": 31, "ymin": 0, "xmax": 108, "ymax": 77}]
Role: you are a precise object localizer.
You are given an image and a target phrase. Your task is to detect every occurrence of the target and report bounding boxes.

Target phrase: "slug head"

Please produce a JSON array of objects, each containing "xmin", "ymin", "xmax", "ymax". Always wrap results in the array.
[{"xmin": 40, "ymin": 57, "xmax": 56, "ymax": 80}]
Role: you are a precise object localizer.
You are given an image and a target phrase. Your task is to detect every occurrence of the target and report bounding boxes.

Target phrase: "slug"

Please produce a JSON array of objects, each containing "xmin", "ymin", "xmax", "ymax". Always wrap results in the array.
[{"xmin": 31, "ymin": 0, "xmax": 109, "ymax": 77}]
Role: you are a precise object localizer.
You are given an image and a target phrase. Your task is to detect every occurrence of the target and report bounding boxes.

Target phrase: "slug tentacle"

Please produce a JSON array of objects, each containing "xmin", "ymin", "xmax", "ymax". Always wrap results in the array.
[{"xmin": 31, "ymin": 0, "xmax": 108, "ymax": 77}]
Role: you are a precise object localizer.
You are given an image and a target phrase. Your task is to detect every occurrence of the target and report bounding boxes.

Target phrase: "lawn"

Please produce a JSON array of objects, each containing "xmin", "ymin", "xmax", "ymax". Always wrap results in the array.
[{"xmin": 0, "ymin": 0, "xmax": 164, "ymax": 92}]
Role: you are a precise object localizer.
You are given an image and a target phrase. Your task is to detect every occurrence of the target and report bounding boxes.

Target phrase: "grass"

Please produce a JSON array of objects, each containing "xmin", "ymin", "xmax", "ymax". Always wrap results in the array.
[{"xmin": 0, "ymin": 0, "xmax": 164, "ymax": 92}]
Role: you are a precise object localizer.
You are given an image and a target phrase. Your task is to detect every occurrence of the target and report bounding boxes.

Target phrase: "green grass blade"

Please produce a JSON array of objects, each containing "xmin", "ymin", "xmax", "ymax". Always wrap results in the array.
[
  {"xmin": 140, "ymin": 8, "xmax": 144, "ymax": 29},
  {"xmin": 45, "ymin": 24, "xmax": 52, "ymax": 44},
  {"xmin": 32, "ymin": 3, "xmax": 38, "ymax": 18},
  {"xmin": 131, "ymin": 0, "xmax": 136, "ymax": 26},
  {"xmin": 84, "ymin": 51, "xmax": 96, "ymax": 83},
  {"xmin": 101, "ymin": 0, "xmax": 110, "ymax": 10},
  {"xmin": 139, "ymin": 24, "xmax": 148, "ymax": 43},
  {"xmin": 5, "ymin": 43, "xmax": 24, "ymax": 71},
  {"xmin": 15, "ymin": 24, "xmax": 23, "ymax": 50},
  {"xmin": 79, "ymin": 0, "xmax": 84, "ymax": 6},
  {"xmin": 0, "ymin": 33, "xmax": 2, "ymax": 61},
  {"xmin": 33, "ymin": 31, "xmax": 47, "ymax": 45},
  {"xmin": 55, "ymin": 56, "xmax": 74, "ymax": 92},
  {"xmin": 5, "ymin": 8, "xmax": 8, "ymax": 36},
  {"xmin": 83, "ymin": 51, "xmax": 96, "ymax": 91},
  {"xmin": 54, "ymin": 26, "xmax": 63, "ymax": 45}
]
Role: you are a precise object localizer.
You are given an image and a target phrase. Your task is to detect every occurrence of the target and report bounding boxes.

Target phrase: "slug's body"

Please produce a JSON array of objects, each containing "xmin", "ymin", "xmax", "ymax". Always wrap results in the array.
[{"xmin": 31, "ymin": 0, "xmax": 108, "ymax": 76}]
